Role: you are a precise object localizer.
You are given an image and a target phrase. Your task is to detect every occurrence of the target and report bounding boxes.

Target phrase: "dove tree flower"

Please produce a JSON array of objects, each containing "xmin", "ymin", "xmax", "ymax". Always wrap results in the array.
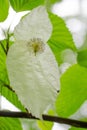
[{"xmin": 6, "ymin": 6, "xmax": 60, "ymax": 119}]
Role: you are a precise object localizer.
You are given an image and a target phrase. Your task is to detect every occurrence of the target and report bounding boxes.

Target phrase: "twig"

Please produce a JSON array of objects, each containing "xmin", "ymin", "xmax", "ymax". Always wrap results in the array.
[
  {"xmin": 6, "ymin": 29, "xmax": 10, "ymax": 54},
  {"xmin": 0, "ymin": 111, "xmax": 87, "ymax": 128}
]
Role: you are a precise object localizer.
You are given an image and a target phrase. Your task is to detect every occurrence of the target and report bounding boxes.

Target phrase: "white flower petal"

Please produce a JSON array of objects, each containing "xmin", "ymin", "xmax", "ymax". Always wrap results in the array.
[
  {"xmin": 14, "ymin": 6, "xmax": 52, "ymax": 43},
  {"xmin": 6, "ymin": 41, "xmax": 60, "ymax": 118}
]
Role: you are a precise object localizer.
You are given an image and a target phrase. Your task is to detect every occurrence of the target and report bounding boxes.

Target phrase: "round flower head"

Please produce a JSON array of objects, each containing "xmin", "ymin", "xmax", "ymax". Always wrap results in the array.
[{"xmin": 6, "ymin": 6, "xmax": 60, "ymax": 119}]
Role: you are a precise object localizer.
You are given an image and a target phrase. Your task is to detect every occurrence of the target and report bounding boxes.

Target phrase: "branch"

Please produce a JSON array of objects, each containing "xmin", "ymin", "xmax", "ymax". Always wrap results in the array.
[{"xmin": 0, "ymin": 111, "xmax": 87, "ymax": 128}]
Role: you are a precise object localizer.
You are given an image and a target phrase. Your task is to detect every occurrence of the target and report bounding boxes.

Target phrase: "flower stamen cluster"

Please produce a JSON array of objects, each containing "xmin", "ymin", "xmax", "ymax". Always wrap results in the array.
[{"xmin": 28, "ymin": 38, "xmax": 45, "ymax": 55}]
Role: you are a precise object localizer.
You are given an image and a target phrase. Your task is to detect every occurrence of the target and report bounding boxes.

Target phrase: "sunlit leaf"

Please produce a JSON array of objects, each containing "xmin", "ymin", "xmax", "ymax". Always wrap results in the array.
[
  {"xmin": 0, "ymin": 39, "xmax": 25, "ymax": 111},
  {"xmin": 38, "ymin": 109, "xmax": 54, "ymax": 130},
  {"xmin": 77, "ymin": 49, "xmax": 87, "ymax": 68},
  {"xmin": 0, "ymin": 117, "xmax": 22, "ymax": 130},
  {"xmin": 38, "ymin": 121, "xmax": 53, "ymax": 130},
  {"xmin": 50, "ymin": 0, "xmax": 62, "ymax": 3},
  {"xmin": 9, "ymin": 0, "xmax": 44, "ymax": 12},
  {"xmin": 56, "ymin": 64, "xmax": 87, "ymax": 117},
  {"xmin": 77, "ymin": 34, "xmax": 87, "ymax": 68},
  {"xmin": 79, "ymin": 34, "xmax": 87, "ymax": 51},
  {"xmin": 48, "ymin": 13, "xmax": 77, "ymax": 64},
  {"xmin": 0, "ymin": 40, "xmax": 9, "ymax": 86},
  {"xmin": 1, "ymin": 86, "xmax": 25, "ymax": 111},
  {"xmin": 0, "ymin": 0, "xmax": 9, "ymax": 22}
]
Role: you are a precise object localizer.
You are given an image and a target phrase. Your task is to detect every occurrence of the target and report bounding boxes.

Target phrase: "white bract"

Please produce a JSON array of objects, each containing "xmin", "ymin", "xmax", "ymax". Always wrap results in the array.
[{"xmin": 6, "ymin": 6, "xmax": 60, "ymax": 118}]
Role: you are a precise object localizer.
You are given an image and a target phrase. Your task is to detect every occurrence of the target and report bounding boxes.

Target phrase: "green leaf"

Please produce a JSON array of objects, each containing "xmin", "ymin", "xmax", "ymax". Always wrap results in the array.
[
  {"xmin": 50, "ymin": 0, "xmax": 62, "ymax": 4},
  {"xmin": 0, "ymin": 0, "xmax": 9, "ymax": 22},
  {"xmin": 77, "ymin": 34, "xmax": 87, "ymax": 68},
  {"xmin": 38, "ymin": 121, "xmax": 53, "ymax": 130},
  {"xmin": 77, "ymin": 49, "xmax": 87, "ymax": 68},
  {"xmin": 48, "ymin": 13, "xmax": 76, "ymax": 64},
  {"xmin": 9, "ymin": 0, "xmax": 45, "ymax": 12},
  {"xmin": 0, "ymin": 40, "xmax": 25, "ymax": 111},
  {"xmin": 79, "ymin": 34, "xmax": 87, "ymax": 51},
  {"xmin": 37, "ymin": 110, "xmax": 54, "ymax": 130},
  {"xmin": 0, "ymin": 40, "xmax": 9, "ymax": 86},
  {"xmin": 1, "ymin": 86, "xmax": 25, "ymax": 111},
  {"xmin": 56, "ymin": 64, "xmax": 87, "ymax": 117},
  {"xmin": 0, "ymin": 117, "xmax": 22, "ymax": 130}
]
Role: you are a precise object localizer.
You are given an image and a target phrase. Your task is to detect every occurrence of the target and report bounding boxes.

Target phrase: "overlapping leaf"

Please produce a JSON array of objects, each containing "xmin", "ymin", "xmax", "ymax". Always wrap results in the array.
[
  {"xmin": 50, "ymin": 0, "xmax": 62, "ymax": 4},
  {"xmin": 77, "ymin": 49, "xmax": 87, "ymax": 68},
  {"xmin": 38, "ymin": 121, "xmax": 53, "ymax": 130},
  {"xmin": 56, "ymin": 64, "xmax": 87, "ymax": 117},
  {"xmin": 0, "ymin": 0, "xmax": 9, "ymax": 22},
  {"xmin": 0, "ymin": 117, "xmax": 22, "ymax": 130},
  {"xmin": 48, "ymin": 13, "xmax": 77, "ymax": 64},
  {"xmin": 9, "ymin": 0, "xmax": 44, "ymax": 12},
  {"xmin": 9, "ymin": 0, "xmax": 62, "ymax": 12},
  {"xmin": 37, "ymin": 110, "xmax": 54, "ymax": 130},
  {"xmin": 79, "ymin": 33, "xmax": 87, "ymax": 51},
  {"xmin": 0, "ymin": 39, "xmax": 25, "ymax": 111},
  {"xmin": 0, "ymin": 40, "xmax": 9, "ymax": 86}
]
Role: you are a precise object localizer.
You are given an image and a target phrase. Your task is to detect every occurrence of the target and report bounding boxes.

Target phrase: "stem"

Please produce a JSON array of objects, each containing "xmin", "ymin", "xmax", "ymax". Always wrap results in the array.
[
  {"xmin": 0, "ymin": 111, "xmax": 87, "ymax": 128},
  {"xmin": 6, "ymin": 33, "xmax": 9, "ymax": 54}
]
